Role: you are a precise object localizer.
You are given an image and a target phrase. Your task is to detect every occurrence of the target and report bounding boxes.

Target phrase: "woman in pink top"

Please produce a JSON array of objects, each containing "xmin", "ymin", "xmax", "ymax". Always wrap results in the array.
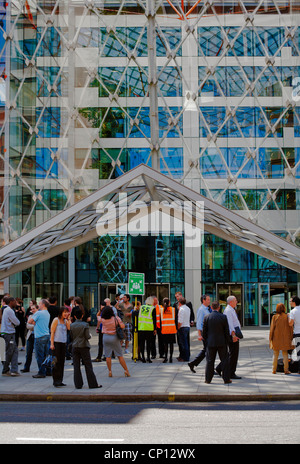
[{"xmin": 99, "ymin": 306, "xmax": 130, "ymax": 378}]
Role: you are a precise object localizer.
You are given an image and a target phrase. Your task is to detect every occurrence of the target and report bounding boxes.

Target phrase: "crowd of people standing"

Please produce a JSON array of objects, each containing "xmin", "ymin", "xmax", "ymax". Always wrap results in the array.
[
  {"xmin": 1, "ymin": 290, "xmax": 300, "ymax": 389},
  {"xmin": 0, "ymin": 294, "xmax": 102, "ymax": 389}
]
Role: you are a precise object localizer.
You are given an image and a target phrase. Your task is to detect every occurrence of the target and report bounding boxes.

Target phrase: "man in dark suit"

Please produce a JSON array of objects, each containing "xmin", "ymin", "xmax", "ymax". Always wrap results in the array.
[{"xmin": 202, "ymin": 301, "xmax": 231, "ymax": 385}]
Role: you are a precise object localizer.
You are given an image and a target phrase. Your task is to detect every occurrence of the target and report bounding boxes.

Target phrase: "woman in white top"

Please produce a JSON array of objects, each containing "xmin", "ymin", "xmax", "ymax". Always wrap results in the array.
[{"xmin": 50, "ymin": 307, "xmax": 71, "ymax": 387}]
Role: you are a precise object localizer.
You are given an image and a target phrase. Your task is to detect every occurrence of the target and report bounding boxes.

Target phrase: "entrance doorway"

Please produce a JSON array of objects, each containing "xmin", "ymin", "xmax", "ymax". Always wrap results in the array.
[
  {"xmin": 216, "ymin": 283, "xmax": 244, "ymax": 325},
  {"xmin": 98, "ymin": 282, "xmax": 170, "ymax": 307},
  {"xmin": 145, "ymin": 283, "xmax": 170, "ymax": 303},
  {"xmin": 98, "ymin": 283, "xmax": 127, "ymax": 307},
  {"xmin": 259, "ymin": 283, "xmax": 289, "ymax": 326},
  {"xmin": 35, "ymin": 283, "xmax": 63, "ymax": 306}
]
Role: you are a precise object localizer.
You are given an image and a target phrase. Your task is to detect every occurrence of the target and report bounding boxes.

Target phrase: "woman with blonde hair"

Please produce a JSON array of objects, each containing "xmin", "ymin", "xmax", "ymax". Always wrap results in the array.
[{"xmin": 269, "ymin": 303, "xmax": 294, "ymax": 375}]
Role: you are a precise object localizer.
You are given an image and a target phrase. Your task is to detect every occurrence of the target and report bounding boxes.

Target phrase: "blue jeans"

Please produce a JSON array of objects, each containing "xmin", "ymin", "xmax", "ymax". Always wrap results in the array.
[
  {"xmin": 34, "ymin": 335, "xmax": 50, "ymax": 376},
  {"xmin": 178, "ymin": 327, "xmax": 190, "ymax": 361}
]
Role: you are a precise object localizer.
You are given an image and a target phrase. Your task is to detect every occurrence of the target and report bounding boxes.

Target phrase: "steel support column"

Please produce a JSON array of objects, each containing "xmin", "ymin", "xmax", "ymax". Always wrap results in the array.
[{"xmin": 147, "ymin": 0, "xmax": 159, "ymax": 171}]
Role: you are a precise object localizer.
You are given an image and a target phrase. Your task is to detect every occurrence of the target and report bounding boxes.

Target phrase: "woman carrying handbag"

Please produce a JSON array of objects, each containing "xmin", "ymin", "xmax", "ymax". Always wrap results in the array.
[{"xmin": 99, "ymin": 306, "xmax": 130, "ymax": 378}]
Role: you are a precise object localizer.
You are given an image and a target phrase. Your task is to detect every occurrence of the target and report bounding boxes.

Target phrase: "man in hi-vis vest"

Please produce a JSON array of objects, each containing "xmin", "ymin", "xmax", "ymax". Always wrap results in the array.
[{"xmin": 138, "ymin": 296, "xmax": 157, "ymax": 363}]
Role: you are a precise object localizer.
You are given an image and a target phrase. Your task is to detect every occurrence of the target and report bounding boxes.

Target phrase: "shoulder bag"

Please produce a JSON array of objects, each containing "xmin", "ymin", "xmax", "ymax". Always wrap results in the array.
[{"xmin": 115, "ymin": 317, "xmax": 125, "ymax": 340}]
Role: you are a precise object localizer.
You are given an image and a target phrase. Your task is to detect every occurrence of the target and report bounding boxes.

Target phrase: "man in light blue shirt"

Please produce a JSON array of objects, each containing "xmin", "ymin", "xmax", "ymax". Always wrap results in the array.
[
  {"xmin": 28, "ymin": 299, "xmax": 50, "ymax": 378},
  {"xmin": 188, "ymin": 295, "xmax": 211, "ymax": 373}
]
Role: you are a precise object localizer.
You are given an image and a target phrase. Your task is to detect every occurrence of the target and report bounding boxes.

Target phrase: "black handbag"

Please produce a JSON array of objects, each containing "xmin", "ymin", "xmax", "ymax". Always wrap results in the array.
[
  {"xmin": 234, "ymin": 326, "xmax": 243, "ymax": 339},
  {"xmin": 115, "ymin": 317, "xmax": 125, "ymax": 340}
]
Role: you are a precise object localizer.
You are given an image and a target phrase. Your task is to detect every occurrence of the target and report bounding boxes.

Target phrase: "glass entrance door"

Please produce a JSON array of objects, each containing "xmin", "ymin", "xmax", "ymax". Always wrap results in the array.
[
  {"xmin": 145, "ymin": 283, "xmax": 170, "ymax": 304},
  {"xmin": 35, "ymin": 283, "xmax": 63, "ymax": 305},
  {"xmin": 98, "ymin": 283, "xmax": 127, "ymax": 307},
  {"xmin": 216, "ymin": 283, "xmax": 244, "ymax": 325},
  {"xmin": 259, "ymin": 283, "xmax": 289, "ymax": 327},
  {"xmin": 259, "ymin": 283, "xmax": 270, "ymax": 326}
]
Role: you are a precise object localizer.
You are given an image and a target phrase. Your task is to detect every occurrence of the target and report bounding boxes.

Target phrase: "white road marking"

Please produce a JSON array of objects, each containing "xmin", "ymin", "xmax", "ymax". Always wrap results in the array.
[{"xmin": 16, "ymin": 437, "xmax": 124, "ymax": 443}]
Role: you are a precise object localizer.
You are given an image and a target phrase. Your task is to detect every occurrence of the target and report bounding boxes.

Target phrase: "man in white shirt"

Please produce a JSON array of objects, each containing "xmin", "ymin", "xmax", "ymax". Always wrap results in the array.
[
  {"xmin": 0, "ymin": 296, "xmax": 20, "ymax": 376},
  {"xmin": 288, "ymin": 296, "xmax": 300, "ymax": 373},
  {"xmin": 177, "ymin": 297, "xmax": 191, "ymax": 362},
  {"xmin": 216, "ymin": 295, "xmax": 242, "ymax": 380}
]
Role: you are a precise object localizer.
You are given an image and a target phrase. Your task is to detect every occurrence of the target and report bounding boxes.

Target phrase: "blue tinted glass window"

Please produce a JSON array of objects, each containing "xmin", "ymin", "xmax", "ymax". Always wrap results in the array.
[
  {"xmin": 200, "ymin": 147, "xmax": 228, "ymax": 178},
  {"xmin": 198, "ymin": 27, "xmax": 223, "ymax": 56},
  {"xmin": 128, "ymin": 107, "xmax": 150, "ymax": 138},
  {"xmin": 101, "ymin": 28, "xmax": 147, "ymax": 57},
  {"xmin": 37, "ymin": 67, "xmax": 62, "ymax": 97},
  {"xmin": 228, "ymin": 147, "xmax": 257, "ymax": 178},
  {"xmin": 200, "ymin": 107, "xmax": 227, "ymax": 138},
  {"xmin": 37, "ymin": 27, "xmax": 61, "ymax": 57},
  {"xmin": 258, "ymin": 148, "xmax": 284, "ymax": 178},
  {"xmin": 98, "ymin": 67, "xmax": 125, "ymax": 97},
  {"xmin": 199, "ymin": 67, "xmax": 220, "ymax": 97},
  {"xmin": 157, "ymin": 28, "xmax": 182, "ymax": 57},
  {"xmin": 36, "ymin": 148, "xmax": 58, "ymax": 178},
  {"xmin": 160, "ymin": 148, "xmax": 183, "ymax": 179},
  {"xmin": 158, "ymin": 67, "xmax": 182, "ymax": 97},
  {"xmin": 128, "ymin": 148, "xmax": 151, "ymax": 169},
  {"xmin": 36, "ymin": 107, "xmax": 61, "ymax": 138},
  {"xmin": 159, "ymin": 107, "xmax": 182, "ymax": 138}
]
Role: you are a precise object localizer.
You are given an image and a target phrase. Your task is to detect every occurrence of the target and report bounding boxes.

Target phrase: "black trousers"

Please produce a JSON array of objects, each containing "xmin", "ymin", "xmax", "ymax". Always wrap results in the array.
[
  {"xmin": 190, "ymin": 340, "xmax": 207, "ymax": 367},
  {"xmin": 139, "ymin": 331, "xmax": 153, "ymax": 360},
  {"xmin": 97, "ymin": 331, "xmax": 103, "ymax": 359},
  {"xmin": 205, "ymin": 345, "xmax": 230, "ymax": 383},
  {"xmin": 157, "ymin": 328, "xmax": 165, "ymax": 358},
  {"xmin": 217, "ymin": 340, "xmax": 239, "ymax": 376},
  {"xmin": 227, "ymin": 340, "xmax": 239, "ymax": 376},
  {"xmin": 72, "ymin": 347, "xmax": 98, "ymax": 389},
  {"xmin": 52, "ymin": 342, "xmax": 66, "ymax": 386}
]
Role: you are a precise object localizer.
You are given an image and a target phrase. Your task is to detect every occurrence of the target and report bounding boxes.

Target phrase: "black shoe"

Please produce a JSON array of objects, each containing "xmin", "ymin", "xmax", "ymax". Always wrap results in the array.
[
  {"xmin": 141, "ymin": 358, "xmax": 146, "ymax": 363},
  {"xmin": 32, "ymin": 374, "xmax": 46, "ymax": 378},
  {"xmin": 53, "ymin": 383, "xmax": 66, "ymax": 387},
  {"xmin": 204, "ymin": 380, "xmax": 211, "ymax": 384},
  {"xmin": 90, "ymin": 385, "xmax": 102, "ymax": 389},
  {"xmin": 146, "ymin": 358, "xmax": 152, "ymax": 363},
  {"xmin": 230, "ymin": 374, "xmax": 242, "ymax": 380},
  {"xmin": 162, "ymin": 358, "xmax": 168, "ymax": 363},
  {"xmin": 224, "ymin": 380, "xmax": 232, "ymax": 384},
  {"xmin": 20, "ymin": 369, "xmax": 29, "ymax": 373},
  {"xmin": 188, "ymin": 362, "xmax": 196, "ymax": 373},
  {"xmin": 169, "ymin": 358, "xmax": 173, "ymax": 363}
]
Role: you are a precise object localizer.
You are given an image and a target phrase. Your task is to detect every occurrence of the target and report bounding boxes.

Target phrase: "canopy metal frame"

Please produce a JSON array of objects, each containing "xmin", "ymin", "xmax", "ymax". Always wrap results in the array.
[{"xmin": 0, "ymin": 164, "xmax": 299, "ymax": 279}]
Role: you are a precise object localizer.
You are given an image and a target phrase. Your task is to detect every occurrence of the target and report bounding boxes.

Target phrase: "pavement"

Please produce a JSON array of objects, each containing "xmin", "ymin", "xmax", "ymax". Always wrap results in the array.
[{"xmin": 1, "ymin": 327, "xmax": 300, "ymax": 402}]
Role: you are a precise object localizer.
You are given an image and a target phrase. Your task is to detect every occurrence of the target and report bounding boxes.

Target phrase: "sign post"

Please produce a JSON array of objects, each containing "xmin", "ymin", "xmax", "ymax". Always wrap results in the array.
[{"xmin": 128, "ymin": 272, "xmax": 145, "ymax": 362}]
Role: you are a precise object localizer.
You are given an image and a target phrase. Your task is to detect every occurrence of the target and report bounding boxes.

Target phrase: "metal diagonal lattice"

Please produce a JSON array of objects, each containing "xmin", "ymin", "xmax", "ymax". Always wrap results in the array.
[{"xmin": 0, "ymin": 0, "xmax": 299, "ymax": 260}]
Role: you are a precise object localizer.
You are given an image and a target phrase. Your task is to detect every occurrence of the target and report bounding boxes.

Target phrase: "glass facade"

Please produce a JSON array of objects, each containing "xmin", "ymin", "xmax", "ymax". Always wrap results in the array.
[{"xmin": 1, "ymin": 1, "xmax": 300, "ymax": 325}]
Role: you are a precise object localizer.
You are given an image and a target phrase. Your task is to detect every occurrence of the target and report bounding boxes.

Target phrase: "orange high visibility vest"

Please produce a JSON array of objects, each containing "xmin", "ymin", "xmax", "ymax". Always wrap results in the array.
[
  {"xmin": 156, "ymin": 304, "xmax": 162, "ymax": 328},
  {"xmin": 160, "ymin": 306, "xmax": 177, "ymax": 335}
]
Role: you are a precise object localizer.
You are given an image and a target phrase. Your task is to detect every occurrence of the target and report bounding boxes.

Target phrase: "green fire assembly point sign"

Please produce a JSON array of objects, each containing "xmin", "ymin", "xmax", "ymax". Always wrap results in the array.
[{"xmin": 128, "ymin": 272, "xmax": 145, "ymax": 295}]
